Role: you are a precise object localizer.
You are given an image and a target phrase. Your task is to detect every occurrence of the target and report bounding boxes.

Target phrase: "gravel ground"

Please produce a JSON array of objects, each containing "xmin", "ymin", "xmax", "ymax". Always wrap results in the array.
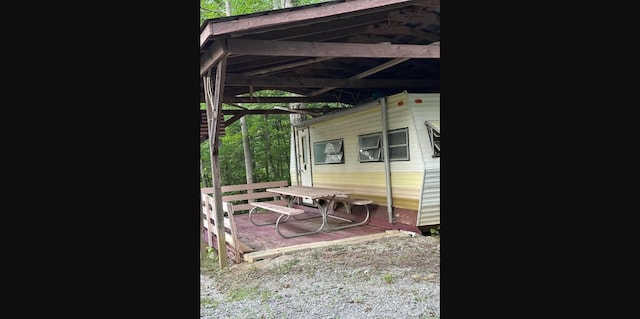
[{"xmin": 200, "ymin": 232, "xmax": 440, "ymax": 319}]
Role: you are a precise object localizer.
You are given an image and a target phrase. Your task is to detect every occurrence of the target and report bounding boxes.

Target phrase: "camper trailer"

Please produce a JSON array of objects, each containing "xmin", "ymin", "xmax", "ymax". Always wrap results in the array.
[{"xmin": 289, "ymin": 91, "xmax": 440, "ymax": 233}]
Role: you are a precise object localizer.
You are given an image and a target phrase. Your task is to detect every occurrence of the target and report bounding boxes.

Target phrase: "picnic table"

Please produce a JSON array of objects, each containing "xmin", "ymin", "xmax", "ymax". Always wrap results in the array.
[{"xmin": 249, "ymin": 186, "xmax": 370, "ymax": 238}]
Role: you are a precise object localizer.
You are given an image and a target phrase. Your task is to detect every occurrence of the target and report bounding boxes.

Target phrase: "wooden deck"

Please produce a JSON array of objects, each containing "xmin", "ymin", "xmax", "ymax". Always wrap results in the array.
[{"xmin": 231, "ymin": 203, "xmax": 397, "ymax": 262}]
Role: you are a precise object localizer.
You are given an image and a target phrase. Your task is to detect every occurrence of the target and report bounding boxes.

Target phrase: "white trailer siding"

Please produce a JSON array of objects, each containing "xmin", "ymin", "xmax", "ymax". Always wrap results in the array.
[
  {"xmin": 405, "ymin": 93, "xmax": 440, "ymax": 226},
  {"xmin": 304, "ymin": 95, "xmax": 425, "ymax": 211},
  {"xmin": 418, "ymin": 168, "xmax": 440, "ymax": 225},
  {"xmin": 309, "ymin": 106, "xmax": 389, "ymax": 198},
  {"xmin": 293, "ymin": 92, "xmax": 440, "ymax": 226}
]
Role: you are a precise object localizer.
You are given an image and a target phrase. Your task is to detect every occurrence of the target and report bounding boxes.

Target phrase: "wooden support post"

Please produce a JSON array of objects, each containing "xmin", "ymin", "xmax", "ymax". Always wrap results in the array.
[
  {"xmin": 204, "ymin": 56, "xmax": 229, "ymax": 270},
  {"xmin": 200, "ymin": 202, "xmax": 207, "ymax": 266},
  {"xmin": 211, "ymin": 152, "xmax": 227, "ymax": 269}
]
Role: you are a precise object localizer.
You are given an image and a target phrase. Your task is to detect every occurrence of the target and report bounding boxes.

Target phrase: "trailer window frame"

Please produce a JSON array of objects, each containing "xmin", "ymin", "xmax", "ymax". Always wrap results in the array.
[
  {"xmin": 313, "ymin": 138, "xmax": 345, "ymax": 165},
  {"xmin": 425, "ymin": 121, "xmax": 440, "ymax": 158},
  {"xmin": 357, "ymin": 133, "xmax": 381, "ymax": 162},
  {"xmin": 357, "ymin": 128, "xmax": 409, "ymax": 162},
  {"xmin": 387, "ymin": 128, "xmax": 410, "ymax": 161}
]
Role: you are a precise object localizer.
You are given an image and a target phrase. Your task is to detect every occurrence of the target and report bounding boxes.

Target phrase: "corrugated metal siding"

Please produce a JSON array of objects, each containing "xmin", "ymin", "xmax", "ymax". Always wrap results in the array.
[
  {"xmin": 417, "ymin": 167, "xmax": 440, "ymax": 226},
  {"xmin": 313, "ymin": 171, "xmax": 422, "ymax": 210},
  {"xmin": 313, "ymin": 172, "xmax": 388, "ymax": 193},
  {"xmin": 407, "ymin": 93, "xmax": 440, "ymax": 226}
]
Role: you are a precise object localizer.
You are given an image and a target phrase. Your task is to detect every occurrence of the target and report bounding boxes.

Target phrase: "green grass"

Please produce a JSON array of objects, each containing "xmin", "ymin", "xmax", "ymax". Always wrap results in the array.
[
  {"xmin": 309, "ymin": 249, "xmax": 321, "ymax": 259},
  {"xmin": 200, "ymin": 297, "xmax": 219, "ymax": 308},
  {"xmin": 274, "ymin": 258, "xmax": 299, "ymax": 274},
  {"xmin": 228, "ymin": 285, "xmax": 257, "ymax": 301},
  {"xmin": 200, "ymin": 247, "xmax": 221, "ymax": 274},
  {"xmin": 351, "ymin": 296, "xmax": 365, "ymax": 303},
  {"xmin": 327, "ymin": 245, "xmax": 347, "ymax": 254}
]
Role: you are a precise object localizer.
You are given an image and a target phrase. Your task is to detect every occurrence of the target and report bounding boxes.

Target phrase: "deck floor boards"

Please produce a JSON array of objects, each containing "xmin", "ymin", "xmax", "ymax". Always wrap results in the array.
[{"xmin": 233, "ymin": 204, "xmax": 388, "ymax": 253}]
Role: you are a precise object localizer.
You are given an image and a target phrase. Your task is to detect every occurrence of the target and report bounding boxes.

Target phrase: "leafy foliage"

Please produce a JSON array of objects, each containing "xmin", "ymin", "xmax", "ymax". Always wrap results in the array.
[
  {"xmin": 200, "ymin": 0, "xmax": 273, "ymax": 24},
  {"xmin": 200, "ymin": 0, "xmax": 334, "ymax": 25},
  {"xmin": 201, "ymin": 91, "xmax": 295, "ymax": 187},
  {"xmin": 200, "ymin": 1, "xmax": 331, "ymax": 187}
]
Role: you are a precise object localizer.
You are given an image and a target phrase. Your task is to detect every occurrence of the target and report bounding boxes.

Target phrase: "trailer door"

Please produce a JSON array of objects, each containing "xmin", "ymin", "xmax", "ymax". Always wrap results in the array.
[
  {"xmin": 296, "ymin": 128, "xmax": 314, "ymax": 205},
  {"xmin": 297, "ymin": 128, "xmax": 313, "ymax": 186}
]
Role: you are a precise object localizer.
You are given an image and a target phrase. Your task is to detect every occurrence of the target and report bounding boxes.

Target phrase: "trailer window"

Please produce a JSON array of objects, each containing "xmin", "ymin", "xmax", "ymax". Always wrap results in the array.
[
  {"xmin": 388, "ymin": 128, "xmax": 409, "ymax": 160},
  {"xmin": 314, "ymin": 139, "xmax": 344, "ymax": 164},
  {"xmin": 358, "ymin": 128, "xmax": 409, "ymax": 162},
  {"xmin": 425, "ymin": 121, "xmax": 440, "ymax": 157},
  {"xmin": 358, "ymin": 134, "xmax": 381, "ymax": 162}
]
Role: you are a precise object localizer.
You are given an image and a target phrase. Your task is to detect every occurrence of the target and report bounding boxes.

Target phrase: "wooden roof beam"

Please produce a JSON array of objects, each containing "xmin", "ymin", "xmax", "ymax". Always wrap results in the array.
[
  {"xmin": 200, "ymin": 40, "xmax": 228, "ymax": 77},
  {"xmin": 222, "ymin": 96, "xmax": 341, "ymax": 103},
  {"xmin": 224, "ymin": 74, "xmax": 435, "ymax": 88},
  {"xmin": 225, "ymin": 39, "xmax": 440, "ymax": 59},
  {"xmin": 225, "ymin": 74, "xmax": 438, "ymax": 88}
]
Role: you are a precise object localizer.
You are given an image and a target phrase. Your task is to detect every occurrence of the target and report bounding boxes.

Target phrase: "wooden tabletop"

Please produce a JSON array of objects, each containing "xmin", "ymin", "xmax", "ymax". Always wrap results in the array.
[{"xmin": 266, "ymin": 185, "xmax": 348, "ymax": 199}]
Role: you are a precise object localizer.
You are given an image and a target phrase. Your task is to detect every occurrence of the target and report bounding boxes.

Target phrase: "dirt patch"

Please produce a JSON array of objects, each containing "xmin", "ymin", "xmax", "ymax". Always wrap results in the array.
[{"xmin": 201, "ymin": 233, "xmax": 440, "ymax": 294}]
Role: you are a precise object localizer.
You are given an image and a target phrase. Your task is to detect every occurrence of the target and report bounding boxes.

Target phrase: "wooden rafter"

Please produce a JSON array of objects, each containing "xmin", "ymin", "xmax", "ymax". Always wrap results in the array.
[
  {"xmin": 248, "ymin": 20, "xmax": 375, "ymax": 42},
  {"xmin": 239, "ymin": 57, "xmax": 335, "ymax": 76},
  {"xmin": 388, "ymin": 10, "xmax": 439, "ymax": 24},
  {"xmin": 199, "ymin": 0, "xmax": 440, "ymax": 106},
  {"xmin": 367, "ymin": 25, "xmax": 439, "ymax": 42},
  {"xmin": 310, "ymin": 57, "xmax": 411, "ymax": 97}
]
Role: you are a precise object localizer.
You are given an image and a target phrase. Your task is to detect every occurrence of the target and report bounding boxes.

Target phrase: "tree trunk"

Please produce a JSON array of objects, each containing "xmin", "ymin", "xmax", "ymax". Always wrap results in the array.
[
  {"xmin": 263, "ymin": 114, "xmax": 274, "ymax": 180},
  {"xmin": 241, "ymin": 115, "xmax": 254, "ymax": 187},
  {"xmin": 224, "ymin": 0, "xmax": 231, "ymax": 15},
  {"xmin": 200, "ymin": 159, "xmax": 209, "ymax": 188}
]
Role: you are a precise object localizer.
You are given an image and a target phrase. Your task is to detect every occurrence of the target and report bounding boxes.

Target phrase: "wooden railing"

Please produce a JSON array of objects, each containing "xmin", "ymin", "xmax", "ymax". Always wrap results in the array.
[{"xmin": 201, "ymin": 180, "xmax": 290, "ymax": 263}]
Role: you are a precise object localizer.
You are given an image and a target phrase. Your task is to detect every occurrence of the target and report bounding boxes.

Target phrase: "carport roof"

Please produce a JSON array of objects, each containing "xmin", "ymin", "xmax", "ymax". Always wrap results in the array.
[{"xmin": 199, "ymin": 0, "xmax": 440, "ymax": 106}]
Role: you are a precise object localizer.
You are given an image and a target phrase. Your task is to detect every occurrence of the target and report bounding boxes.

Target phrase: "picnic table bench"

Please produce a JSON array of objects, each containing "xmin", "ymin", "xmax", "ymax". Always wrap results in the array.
[
  {"xmin": 324, "ymin": 195, "xmax": 373, "ymax": 215},
  {"xmin": 319, "ymin": 195, "xmax": 372, "ymax": 230},
  {"xmin": 249, "ymin": 202, "xmax": 304, "ymax": 217},
  {"xmin": 249, "ymin": 201, "xmax": 307, "ymax": 238}
]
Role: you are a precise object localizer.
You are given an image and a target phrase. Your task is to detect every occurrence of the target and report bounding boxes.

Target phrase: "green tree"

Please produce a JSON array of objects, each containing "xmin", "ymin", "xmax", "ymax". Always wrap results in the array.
[
  {"xmin": 200, "ymin": 0, "xmax": 330, "ymax": 187},
  {"xmin": 200, "ymin": 0, "xmax": 273, "ymax": 24},
  {"xmin": 201, "ymin": 0, "xmax": 333, "ymax": 24}
]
